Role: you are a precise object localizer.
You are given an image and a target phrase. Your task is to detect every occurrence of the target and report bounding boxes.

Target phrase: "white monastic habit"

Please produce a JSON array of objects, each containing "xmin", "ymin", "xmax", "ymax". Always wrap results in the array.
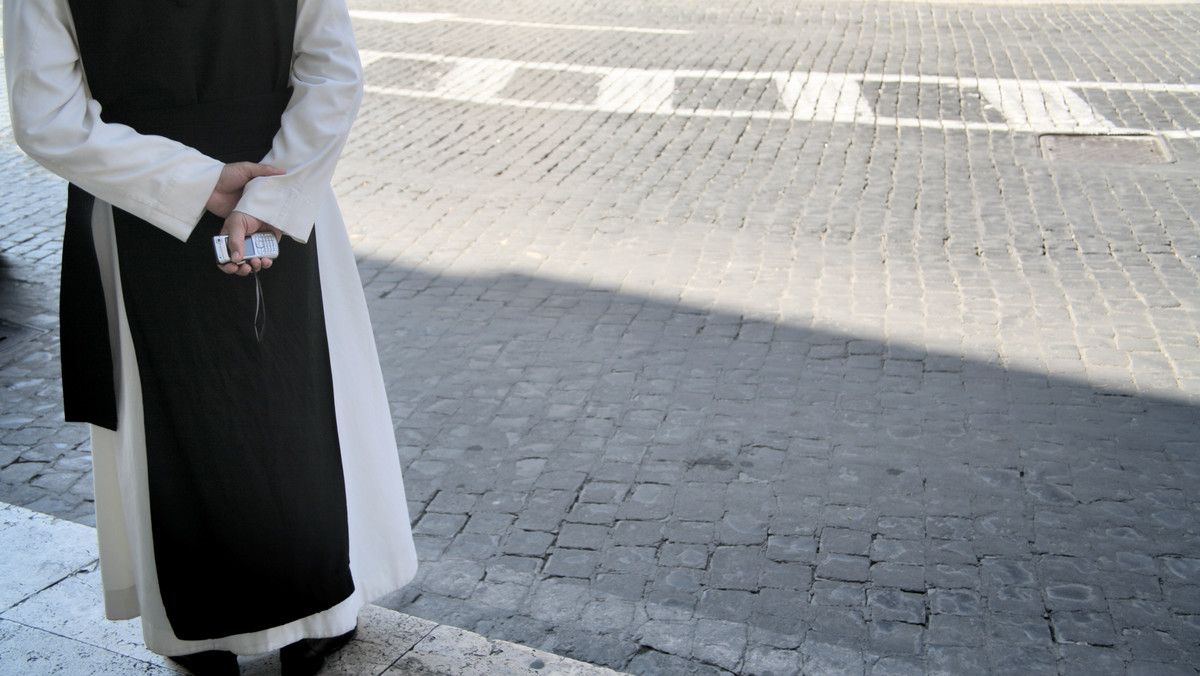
[{"xmin": 3, "ymin": 0, "xmax": 417, "ymax": 656}]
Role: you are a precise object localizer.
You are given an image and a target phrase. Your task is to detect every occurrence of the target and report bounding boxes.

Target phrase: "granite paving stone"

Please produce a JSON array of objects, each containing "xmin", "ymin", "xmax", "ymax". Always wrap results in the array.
[{"xmin": 3, "ymin": 0, "xmax": 1200, "ymax": 673}]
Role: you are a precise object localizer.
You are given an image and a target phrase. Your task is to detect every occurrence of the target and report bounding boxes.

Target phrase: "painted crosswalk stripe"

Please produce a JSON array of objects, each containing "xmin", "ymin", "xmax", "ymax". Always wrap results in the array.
[
  {"xmin": 359, "ymin": 50, "xmax": 1200, "ymax": 137},
  {"xmin": 350, "ymin": 10, "xmax": 692, "ymax": 35}
]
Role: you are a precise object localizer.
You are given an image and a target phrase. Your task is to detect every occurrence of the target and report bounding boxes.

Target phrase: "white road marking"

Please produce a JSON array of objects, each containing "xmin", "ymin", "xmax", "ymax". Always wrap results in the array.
[
  {"xmin": 595, "ymin": 71, "xmax": 678, "ymax": 115},
  {"xmin": 350, "ymin": 10, "xmax": 693, "ymax": 35},
  {"xmin": 975, "ymin": 80, "xmax": 1110, "ymax": 132},
  {"xmin": 776, "ymin": 72, "xmax": 874, "ymax": 123},
  {"xmin": 434, "ymin": 60, "xmax": 524, "ymax": 102},
  {"xmin": 359, "ymin": 50, "xmax": 1200, "ymax": 136},
  {"xmin": 349, "ymin": 11, "xmax": 455, "ymax": 24}
]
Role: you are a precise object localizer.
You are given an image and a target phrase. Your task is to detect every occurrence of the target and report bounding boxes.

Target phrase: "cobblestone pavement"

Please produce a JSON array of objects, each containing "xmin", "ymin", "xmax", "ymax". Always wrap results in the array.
[{"xmin": 3, "ymin": 1, "xmax": 1200, "ymax": 674}]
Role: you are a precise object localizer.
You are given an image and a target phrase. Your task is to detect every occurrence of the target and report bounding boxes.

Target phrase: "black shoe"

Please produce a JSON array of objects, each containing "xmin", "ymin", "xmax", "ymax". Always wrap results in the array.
[
  {"xmin": 168, "ymin": 650, "xmax": 239, "ymax": 676},
  {"xmin": 280, "ymin": 626, "xmax": 357, "ymax": 676}
]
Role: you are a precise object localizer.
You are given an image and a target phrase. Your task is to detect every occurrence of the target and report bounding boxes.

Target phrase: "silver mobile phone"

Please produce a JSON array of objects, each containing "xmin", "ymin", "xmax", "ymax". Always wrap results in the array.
[{"xmin": 213, "ymin": 233, "xmax": 279, "ymax": 265}]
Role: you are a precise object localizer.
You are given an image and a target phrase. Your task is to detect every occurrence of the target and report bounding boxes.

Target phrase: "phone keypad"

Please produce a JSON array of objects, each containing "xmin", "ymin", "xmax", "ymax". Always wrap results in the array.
[{"xmin": 248, "ymin": 234, "xmax": 279, "ymax": 258}]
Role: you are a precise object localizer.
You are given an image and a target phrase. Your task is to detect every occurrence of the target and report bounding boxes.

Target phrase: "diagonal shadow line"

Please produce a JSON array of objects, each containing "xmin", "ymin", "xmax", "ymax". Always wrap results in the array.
[
  {"xmin": 362, "ymin": 260, "xmax": 1200, "ymax": 670},
  {"xmin": 0, "ymin": 208, "xmax": 1195, "ymax": 669},
  {"xmin": 0, "ymin": 153, "xmax": 1195, "ymax": 668}
]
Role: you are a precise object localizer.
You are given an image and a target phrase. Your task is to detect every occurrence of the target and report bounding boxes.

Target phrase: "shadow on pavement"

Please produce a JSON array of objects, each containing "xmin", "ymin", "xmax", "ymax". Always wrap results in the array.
[{"xmin": 363, "ymin": 262, "xmax": 1200, "ymax": 674}]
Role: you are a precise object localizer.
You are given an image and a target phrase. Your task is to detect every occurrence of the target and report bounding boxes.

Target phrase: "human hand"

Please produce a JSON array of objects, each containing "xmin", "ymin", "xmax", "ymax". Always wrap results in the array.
[
  {"xmin": 218, "ymin": 211, "xmax": 283, "ymax": 276},
  {"xmin": 206, "ymin": 162, "xmax": 285, "ymax": 218}
]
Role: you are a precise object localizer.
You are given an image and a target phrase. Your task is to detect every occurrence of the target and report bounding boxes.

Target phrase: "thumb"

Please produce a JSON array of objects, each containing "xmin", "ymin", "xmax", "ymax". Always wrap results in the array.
[
  {"xmin": 244, "ymin": 163, "xmax": 286, "ymax": 180},
  {"xmin": 226, "ymin": 213, "xmax": 249, "ymax": 262}
]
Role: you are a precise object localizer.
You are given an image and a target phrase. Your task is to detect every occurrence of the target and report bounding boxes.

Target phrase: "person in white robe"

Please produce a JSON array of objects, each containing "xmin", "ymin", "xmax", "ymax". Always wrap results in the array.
[{"xmin": 3, "ymin": 0, "xmax": 418, "ymax": 672}]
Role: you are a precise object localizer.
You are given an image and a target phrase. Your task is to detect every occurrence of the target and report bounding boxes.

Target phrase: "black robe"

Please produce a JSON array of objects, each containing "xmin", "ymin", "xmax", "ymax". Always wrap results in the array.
[{"xmin": 63, "ymin": 0, "xmax": 354, "ymax": 640}]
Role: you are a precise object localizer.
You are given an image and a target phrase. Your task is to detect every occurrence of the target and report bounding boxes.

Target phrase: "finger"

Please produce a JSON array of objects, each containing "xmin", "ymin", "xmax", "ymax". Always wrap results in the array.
[
  {"xmin": 236, "ymin": 162, "xmax": 286, "ymax": 181},
  {"xmin": 259, "ymin": 257, "xmax": 273, "ymax": 270},
  {"xmin": 227, "ymin": 221, "xmax": 247, "ymax": 264},
  {"xmin": 253, "ymin": 163, "xmax": 286, "ymax": 177}
]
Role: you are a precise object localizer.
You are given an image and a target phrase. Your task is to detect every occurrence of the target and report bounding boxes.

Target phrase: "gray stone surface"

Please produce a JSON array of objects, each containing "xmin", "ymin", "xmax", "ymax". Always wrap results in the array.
[
  {"xmin": 3, "ymin": 0, "xmax": 1200, "ymax": 674},
  {"xmin": 0, "ymin": 502, "xmax": 96, "ymax": 611},
  {"xmin": 0, "ymin": 620, "xmax": 171, "ymax": 676},
  {"xmin": 0, "ymin": 503, "xmax": 626, "ymax": 676}
]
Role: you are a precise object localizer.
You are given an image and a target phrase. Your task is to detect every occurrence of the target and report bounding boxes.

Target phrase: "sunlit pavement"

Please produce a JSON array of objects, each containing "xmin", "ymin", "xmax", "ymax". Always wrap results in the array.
[{"xmin": 3, "ymin": 1, "xmax": 1199, "ymax": 673}]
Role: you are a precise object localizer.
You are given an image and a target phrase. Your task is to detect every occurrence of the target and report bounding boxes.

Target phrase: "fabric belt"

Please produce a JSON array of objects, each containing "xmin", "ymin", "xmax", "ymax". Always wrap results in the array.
[{"xmin": 62, "ymin": 89, "xmax": 293, "ymax": 429}]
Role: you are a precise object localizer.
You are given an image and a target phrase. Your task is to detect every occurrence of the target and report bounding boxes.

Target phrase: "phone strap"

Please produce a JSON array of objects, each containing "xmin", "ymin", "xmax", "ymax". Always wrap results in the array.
[{"xmin": 253, "ymin": 270, "xmax": 266, "ymax": 342}]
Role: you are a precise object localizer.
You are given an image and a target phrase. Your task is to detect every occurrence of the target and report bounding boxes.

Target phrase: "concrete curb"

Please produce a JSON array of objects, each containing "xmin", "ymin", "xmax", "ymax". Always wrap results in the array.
[{"xmin": 0, "ymin": 502, "xmax": 628, "ymax": 675}]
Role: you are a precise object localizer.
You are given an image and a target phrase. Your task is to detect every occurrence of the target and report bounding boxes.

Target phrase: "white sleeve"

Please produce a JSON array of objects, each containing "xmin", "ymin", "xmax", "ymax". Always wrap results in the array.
[
  {"xmin": 234, "ymin": 0, "xmax": 364, "ymax": 243},
  {"xmin": 2, "ymin": 0, "xmax": 224, "ymax": 242}
]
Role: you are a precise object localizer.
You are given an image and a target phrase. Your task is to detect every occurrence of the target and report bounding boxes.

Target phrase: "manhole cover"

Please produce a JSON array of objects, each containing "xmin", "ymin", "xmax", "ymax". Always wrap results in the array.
[
  {"xmin": 0, "ymin": 319, "xmax": 46, "ymax": 353},
  {"xmin": 1039, "ymin": 133, "xmax": 1173, "ymax": 163}
]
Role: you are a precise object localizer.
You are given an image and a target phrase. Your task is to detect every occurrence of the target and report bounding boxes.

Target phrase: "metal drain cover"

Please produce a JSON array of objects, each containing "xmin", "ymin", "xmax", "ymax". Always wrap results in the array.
[{"xmin": 1039, "ymin": 134, "xmax": 1173, "ymax": 163}]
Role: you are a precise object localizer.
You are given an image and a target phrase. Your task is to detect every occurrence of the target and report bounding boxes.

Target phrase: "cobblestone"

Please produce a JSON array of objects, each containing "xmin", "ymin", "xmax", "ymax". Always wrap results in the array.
[{"xmin": 4, "ymin": 0, "xmax": 1200, "ymax": 673}]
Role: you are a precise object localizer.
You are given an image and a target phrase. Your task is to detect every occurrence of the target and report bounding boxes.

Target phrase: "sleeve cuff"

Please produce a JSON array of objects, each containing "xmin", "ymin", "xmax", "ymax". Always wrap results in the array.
[
  {"xmin": 151, "ymin": 162, "xmax": 224, "ymax": 241},
  {"xmin": 236, "ymin": 177, "xmax": 318, "ymax": 243}
]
